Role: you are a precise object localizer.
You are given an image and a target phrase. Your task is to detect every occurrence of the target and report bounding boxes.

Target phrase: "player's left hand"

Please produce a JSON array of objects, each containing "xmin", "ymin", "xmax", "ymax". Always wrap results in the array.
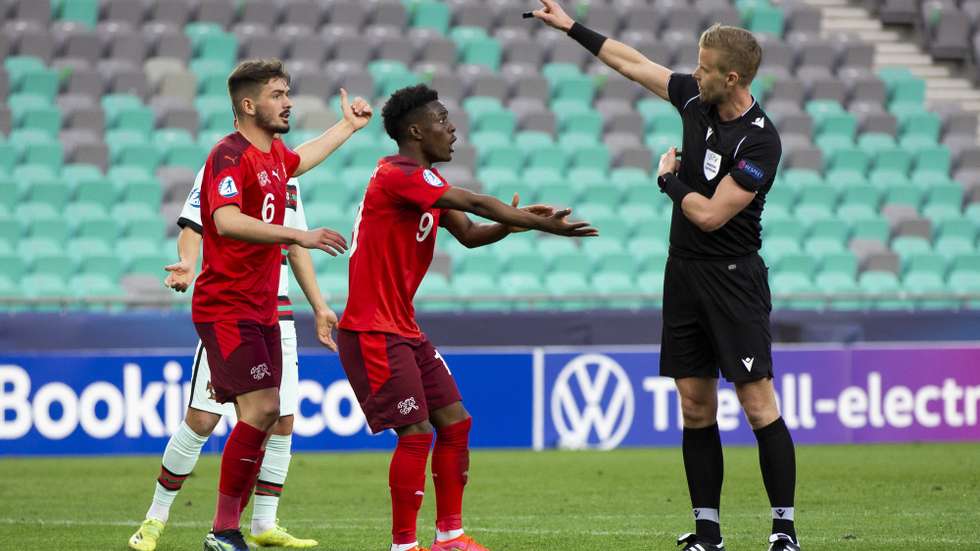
[
  {"xmin": 163, "ymin": 259, "xmax": 195, "ymax": 293},
  {"xmin": 314, "ymin": 307, "xmax": 339, "ymax": 351},
  {"xmin": 658, "ymin": 146, "xmax": 681, "ymax": 177},
  {"xmin": 509, "ymin": 193, "xmax": 557, "ymax": 233},
  {"xmin": 340, "ymin": 88, "xmax": 372, "ymax": 131}
]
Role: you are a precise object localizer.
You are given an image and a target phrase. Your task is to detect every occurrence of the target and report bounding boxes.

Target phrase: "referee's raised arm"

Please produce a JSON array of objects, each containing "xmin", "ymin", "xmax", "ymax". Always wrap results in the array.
[{"xmin": 532, "ymin": 0, "xmax": 673, "ymax": 101}]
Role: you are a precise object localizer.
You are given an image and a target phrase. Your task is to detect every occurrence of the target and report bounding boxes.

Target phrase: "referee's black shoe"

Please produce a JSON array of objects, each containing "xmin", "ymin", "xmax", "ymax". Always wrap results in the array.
[
  {"xmin": 767, "ymin": 533, "xmax": 801, "ymax": 551},
  {"xmin": 676, "ymin": 532, "xmax": 725, "ymax": 550}
]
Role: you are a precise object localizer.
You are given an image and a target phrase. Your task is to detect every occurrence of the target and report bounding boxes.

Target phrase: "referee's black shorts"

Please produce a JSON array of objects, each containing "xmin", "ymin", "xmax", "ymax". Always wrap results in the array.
[{"xmin": 660, "ymin": 252, "xmax": 773, "ymax": 383}]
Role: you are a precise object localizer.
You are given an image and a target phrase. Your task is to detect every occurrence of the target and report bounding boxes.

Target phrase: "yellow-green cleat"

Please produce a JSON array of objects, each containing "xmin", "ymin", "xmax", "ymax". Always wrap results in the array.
[
  {"xmin": 247, "ymin": 522, "xmax": 318, "ymax": 548},
  {"xmin": 128, "ymin": 518, "xmax": 165, "ymax": 551}
]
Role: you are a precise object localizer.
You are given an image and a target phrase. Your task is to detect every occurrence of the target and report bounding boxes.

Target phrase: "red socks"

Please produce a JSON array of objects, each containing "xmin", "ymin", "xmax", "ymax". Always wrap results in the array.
[
  {"xmin": 432, "ymin": 418, "xmax": 472, "ymax": 533},
  {"xmin": 389, "ymin": 433, "xmax": 433, "ymax": 544},
  {"xmin": 239, "ymin": 449, "xmax": 265, "ymax": 515},
  {"xmin": 213, "ymin": 421, "xmax": 267, "ymax": 532}
]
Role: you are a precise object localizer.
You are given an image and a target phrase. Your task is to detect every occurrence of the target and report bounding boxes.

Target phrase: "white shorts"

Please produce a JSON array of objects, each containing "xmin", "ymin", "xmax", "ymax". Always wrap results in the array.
[{"xmin": 188, "ymin": 320, "xmax": 299, "ymax": 417}]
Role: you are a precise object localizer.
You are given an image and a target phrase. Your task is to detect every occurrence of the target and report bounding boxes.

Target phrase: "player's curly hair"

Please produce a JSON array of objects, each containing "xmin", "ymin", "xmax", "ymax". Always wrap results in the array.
[{"xmin": 382, "ymin": 84, "xmax": 439, "ymax": 142}]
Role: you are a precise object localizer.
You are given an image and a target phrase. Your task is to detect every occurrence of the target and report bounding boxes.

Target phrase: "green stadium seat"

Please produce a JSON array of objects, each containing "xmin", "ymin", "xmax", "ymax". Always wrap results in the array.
[
  {"xmin": 582, "ymin": 218, "xmax": 631, "ymax": 245},
  {"xmin": 579, "ymin": 186, "xmax": 622, "ymax": 209},
  {"xmin": 71, "ymin": 238, "xmax": 124, "ymax": 280},
  {"xmin": 544, "ymin": 272, "xmax": 592, "ymax": 310},
  {"xmin": 766, "ymin": 184, "xmax": 797, "ymax": 212},
  {"xmin": 628, "ymin": 236, "xmax": 668, "ymax": 259},
  {"xmin": 411, "ymin": 0, "xmax": 451, "ymax": 33},
  {"xmin": 522, "ymin": 142, "xmax": 568, "ymax": 172},
  {"xmin": 597, "ymin": 252, "xmax": 639, "ymax": 275},
  {"xmin": 859, "ymin": 270, "xmax": 906, "ymax": 310},
  {"xmin": 451, "ymin": 273, "xmax": 502, "ymax": 312},
  {"xmin": 793, "ymin": 202, "xmax": 834, "ymax": 222},
  {"xmin": 536, "ymin": 237, "xmax": 579, "ymax": 263},
  {"xmin": 54, "ymin": 0, "xmax": 98, "ymax": 25},
  {"xmin": 415, "ymin": 273, "xmax": 455, "ymax": 312},
  {"xmin": 21, "ymin": 273, "xmax": 69, "ymax": 306},
  {"xmin": 746, "ymin": 4, "xmax": 785, "ymax": 35},
  {"xmin": 891, "ymin": 236, "xmax": 932, "ymax": 258},
  {"xmin": 883, "ymin": 184, "xmax": 924, "ymax": 208},
  {"xmin": 776, "ymin": 253, "xmax": 818, "ymax": 276},
  {"xmin": 868, "ymin": 169, "xmax": 910, "ymax": 190},
  {"xmin": 505, "ymin": 251, "xmax": 550, "ymax": 278},
  {"xmin": 815, "ymin": 111, "xmax": 857, "ymax": 140},
  {"xmin": 493, "ymin": 234, "xmax": 536, "ymax": 256},
  {"xmin": 898, "ymin": 111, "xmax": 941, "ymax": 143},
  {"xmin": 780, "ymin": 168, "xmax": 823, "ymax": 191},
  {"xmin": 500, "ymin": 273, "xmax": 547, "ymax": 310},
  {"xmin": 551, "ymin": 73, "xmax": 595, "ymax": 104},
  {"xmin": 904, "ymin": 251, "xmax": 948, "ymax": 278},
  {"xmin": 804, "ymin": 236, "xmax": 846, "ymax": 256},
  {"xmin": 6, "ymin": 59, "xmax": 58, "ymax": 101},
  {"xmin": 455, "ymin": 249, "xmax": 503, "ymax": 277},
  {"xmin": 568, "ymin": 144, "xmax": 610, "ymax": 172},
  {"xmin": 559, "ymin": 111, "xmax": 603, "ymax": 138},
  {"xmin": 851, "ymin": 217, "xmax": 891, "ymax": 243},
  {"xmin": 934, "ymin": 234, "xmax": 974, "ymax": 259},
  {"xmin": 9, "ymin": 94, "xmax": 61, "ymax": 136},
  {"xmin": 903, "ymin": 270, "xmax": 954, "ymax": 309},
  {"xmin": 481, "ymin": 143, "xmax": 526, "ymax": 172},
  {"xmin": 28, "ymin": 215, "xmax": 70, "ymax": 242},
  {"xmin": 191, "ymin": 28, "xmax": 238, "ymax": 66},
  {"xmin": 839, "ymin": 184, "xmax": 880, "ymax": 213},
  {"xmin": 913, "ymin": 144, "xmax": 951, "ymax": 176},
  {"xmin": 549, "ymin": 251, "xmax": 591, "ymax": 277},
  {"xmin": 24, "ymin": 180, "xmax": 72, "ymax": 211},
  {"xmin": 0, "ymin": 216, "xmax": 22, "ymax": 245},
  {"xmin": 0, "ymin": 251, "xmax": 27, "ymax": 281},
  {"xmin": 879, "ymin": 67, "xmax": 926, "ymax": 105},
  {"xmin": 827, "ymin": 146, "xmax": 869, "ymax": 174},
  {"xmin": 808, "ymin": 218, "xmax": 850, "ymax": 244},
  {"xmin": 623, "ymin": 186, "xmax": 665, "ymax": 211},
  {"xmin": 609, "ymin": 168, "xmax": 650, "ymax": 188},
  {"xmin": 592, "ymin": 271, "xmax": 636, "ymax": 309},
  {"xmin": 771, "ymin": 271, "xmax": 820, "ymax": 310},
  {"xmin": 815, "ymin": 271, "xmax": 861, "ymax": 310},
  {"xmin": 522, "ymin": 167, "xmax": 563, "ymax": 189},
  {"xmin": 635, "ymin": 270, "xmax": 664, "ymax": 307},
  {"xmin": 459, "ymin": 36, "xmax": 502, "ymax": 71},
  {"xmin": 125, "ymin": 216, "xmax": 167, "ymax": 242}
]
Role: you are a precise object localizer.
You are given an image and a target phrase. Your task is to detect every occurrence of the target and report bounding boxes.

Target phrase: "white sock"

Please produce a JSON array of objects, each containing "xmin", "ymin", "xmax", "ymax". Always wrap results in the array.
[
  {"xmin": 436, "ymin": 528, "xmax": 464, "ymax": 541},
  {"xmin": 391, "ymin": 543, "xmax": 419, "ymax": 551},
  {"xmin": 147, "ymin": 421, "xmax": 208, "ymax": 523},
  {"xmin": 251, "ymin": 434, "xmax": 292, "ymax": 534}
]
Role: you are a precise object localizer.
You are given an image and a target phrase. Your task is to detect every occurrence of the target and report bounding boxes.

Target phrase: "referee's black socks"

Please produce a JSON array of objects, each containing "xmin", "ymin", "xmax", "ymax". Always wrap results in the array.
[
  {"xmin": 754, "ymin": 417, "xmax": 797, "ymax": 540},
  {"xmin": 682, "ymin": 423, "xmax": 724, "ymax": 544}
]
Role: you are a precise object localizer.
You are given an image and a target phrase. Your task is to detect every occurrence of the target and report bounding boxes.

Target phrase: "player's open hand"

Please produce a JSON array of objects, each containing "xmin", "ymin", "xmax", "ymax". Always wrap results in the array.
[
  {"xmin": 658, "ymin": 146, "xmax": 681, "ymax": 177},
  {"xmin": 509, "ymin": 193, "xmax": 556, "ymax": 233},
  {"xmin": 298, "ymin": 228, "xmax": 348, "ymax": 256},
  {"xmin": 340, "ymin": 88, "xmax": 372, "ymax": 131},
  {"xmin": 543, "ymin": 208, "xmax": 600, "ymax": 238},
  {"xmin": 163, "ymin": 259, "xmax": 195, "ymax": 293},
  {"xmin": 314, "ymin": 307, "xmax": 339, "ymax": 351},
  {"xmin": 533, "ymin": 0, "xmax": 575, "ymax": 32}
]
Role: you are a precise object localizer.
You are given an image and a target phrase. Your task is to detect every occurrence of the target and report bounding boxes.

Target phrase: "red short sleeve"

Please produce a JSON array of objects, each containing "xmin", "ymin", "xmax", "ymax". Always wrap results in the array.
[
  {"xmin": 382, "ymin": 167, "xmax": 452, "ymax": 211},
  {"xmin": 205, "ymin": 165, "xmax": 247, "ymax": 216},
  {"xmin": 275, "ymin": 139, "xmax": 301, "ymax": 178}
]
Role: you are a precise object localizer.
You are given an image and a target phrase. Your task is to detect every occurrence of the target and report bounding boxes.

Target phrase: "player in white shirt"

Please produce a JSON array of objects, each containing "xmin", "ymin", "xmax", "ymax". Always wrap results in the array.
[{"xmin": 128, "ymin": 167, "xmax": 337, "ymax": 550}]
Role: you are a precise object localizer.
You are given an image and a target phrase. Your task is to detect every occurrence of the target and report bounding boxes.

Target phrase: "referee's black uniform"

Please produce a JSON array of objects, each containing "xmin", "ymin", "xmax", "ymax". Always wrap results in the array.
[{"xmin": 660, "ymin": 73, "xmax": 782, "ymax": 384}]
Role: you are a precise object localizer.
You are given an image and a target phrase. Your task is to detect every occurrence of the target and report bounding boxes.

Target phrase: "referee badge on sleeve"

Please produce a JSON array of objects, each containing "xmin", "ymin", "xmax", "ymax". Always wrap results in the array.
[{"xmin": 703, "ymin": 149, "xmax": 722, "ymax": 180}]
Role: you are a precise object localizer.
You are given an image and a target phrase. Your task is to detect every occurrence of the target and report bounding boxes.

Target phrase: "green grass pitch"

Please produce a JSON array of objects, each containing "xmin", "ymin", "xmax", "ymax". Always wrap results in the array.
[{"xmin": 2, "ymin": 443, "xmax": 978, "ymax": 550}]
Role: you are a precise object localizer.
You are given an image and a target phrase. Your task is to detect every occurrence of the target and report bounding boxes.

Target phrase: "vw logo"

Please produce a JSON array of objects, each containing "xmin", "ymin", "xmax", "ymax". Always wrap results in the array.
[{"xmin": 550, "ymin": 354, "xmax": 634, "ymax": 450}]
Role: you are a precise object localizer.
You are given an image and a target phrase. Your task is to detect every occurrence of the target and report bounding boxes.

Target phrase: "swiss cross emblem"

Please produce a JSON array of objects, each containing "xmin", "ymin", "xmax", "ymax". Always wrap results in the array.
[{"xmin": 258, "ymin": 171, "xmax": 271, "ymax": 186}]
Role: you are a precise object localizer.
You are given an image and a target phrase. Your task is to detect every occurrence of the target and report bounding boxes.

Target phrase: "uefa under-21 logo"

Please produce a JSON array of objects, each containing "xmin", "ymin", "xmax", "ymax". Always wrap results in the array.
[
  {"xmin": 422, "ymin": 169, "xmax": 444, "ymax": 187},
  {"xmin": 219, "ymin": 176, "xmax": 239, "ymax": 198},
  {"xmin": 189, "ymin": 188, "xmax": 201, "ymax": 208},
  {"xmin": 551, "ymin": 354, "xmax": 635, "ymax": 450}
]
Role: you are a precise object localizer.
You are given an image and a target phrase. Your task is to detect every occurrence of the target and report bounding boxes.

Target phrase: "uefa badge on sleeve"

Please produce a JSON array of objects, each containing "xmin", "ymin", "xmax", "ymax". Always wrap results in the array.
[
  {"xmin": 422, "ymin": 169, "xmax": 444, "ymax": 187},
  {"xmin": 219, "ymin": 176, "xmax": 239, "ymax": 198}
]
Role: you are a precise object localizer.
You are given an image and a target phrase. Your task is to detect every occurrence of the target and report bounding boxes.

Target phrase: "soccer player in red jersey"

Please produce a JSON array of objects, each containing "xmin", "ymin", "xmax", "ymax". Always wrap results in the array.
[
  {"xmin": 196, "ymin": 59, "xmax": 371, "ymax": 551},
  {"xmin": 337, "ymin": 84, "xmax": 598, "ymax": 551}
]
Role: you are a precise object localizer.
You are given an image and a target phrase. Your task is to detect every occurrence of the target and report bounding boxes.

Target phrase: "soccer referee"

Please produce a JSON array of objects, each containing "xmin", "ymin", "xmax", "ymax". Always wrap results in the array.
[{"xmin": 533, "ymin": 2, "xmax": 798, "ymax": 550}]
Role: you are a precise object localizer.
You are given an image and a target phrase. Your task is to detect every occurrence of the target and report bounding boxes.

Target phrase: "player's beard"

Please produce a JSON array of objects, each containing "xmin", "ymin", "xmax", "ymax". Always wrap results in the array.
[{"xmin": 256, "ymin": 107, "xmax": 290, "ymax": 134}]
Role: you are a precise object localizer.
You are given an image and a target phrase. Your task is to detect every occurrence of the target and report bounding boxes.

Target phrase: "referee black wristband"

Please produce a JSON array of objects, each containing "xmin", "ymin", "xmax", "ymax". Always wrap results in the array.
[
  {"xmin": 658, "ymin": 173, "xmax": 694, "ymax": 204},
  {"xmin": 567, "ymin": 22, "xmax": 607, "ymax": 56}
]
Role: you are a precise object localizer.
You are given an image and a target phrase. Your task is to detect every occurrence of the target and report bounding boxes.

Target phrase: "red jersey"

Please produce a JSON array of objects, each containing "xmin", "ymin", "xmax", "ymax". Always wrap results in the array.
[
  {"xmin": 339, "ymin": 155, "xmax": 451, "ymax": 338},
  {"xmin": 192, "ymin": 132, "xmax": 301, "ymax": 325}
]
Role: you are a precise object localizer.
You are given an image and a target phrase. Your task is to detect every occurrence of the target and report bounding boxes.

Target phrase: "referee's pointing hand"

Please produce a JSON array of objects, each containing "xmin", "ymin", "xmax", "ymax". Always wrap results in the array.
[{"xmin": 532, "ymin": 0, "xmax": 574, "ymax": 32}]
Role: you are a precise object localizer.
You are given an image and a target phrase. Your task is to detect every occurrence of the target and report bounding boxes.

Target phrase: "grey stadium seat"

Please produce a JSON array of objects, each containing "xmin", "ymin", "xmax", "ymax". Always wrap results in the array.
[
  {"xmin": 158, "ymin": 166, "xmax": 199, "ymax": 203},
  {"xmin": 63, "ymin": 63, "xmax": 106, "ymax": 99},
  {"xmin": 196, "ymin": 0, "xmax": 237, "ymax": 28},
  {"xmin": 290, "ymin": 66, "xmax": 333, "ymax": 98},
  {"xmin": 879, "ymin": 0, "xmax": 918, "ymax": 24},
  {"xmin": 328, "ymin": 1, "xmax": 369, "ymax": 29},
  {"xmin": 0, "ymin": 106, "xmax": 10, "ymax": 136},
  {"xmin": 287, "ymin": 31, "xmax": 328, "ymax": 65},
  {"xmin": 604, "ymin": 112, "xmax": 646, "ymax": 140},
  {"xmin": 151, "ymin": 97, "xmax": 200, "ymax": 135},
  {"xmin": 12, "ymin": 0, "xmax": 51, "ymax": 25},
  {"xmin": 322, "ymin": 25, "xmax": 374, "ymax": 65},
  {"xmin": 853, "ymin": 105, "xmax": 898, "ymax": 136},
  {"xmin": 423, "ymin": 65, "xmax": 465, "ymax": 103},
  {"xmin": 583, "ymin": 4, "xmax": 622, "ymax": 35},
  {"xmin": 53, "ymin": 22, "xmax": 104, "ymax": 65},
  {"xmin": 842, "ymin": 71, "xmax": 887, "ymax": 106},
  {"xmin": 410, "ymin": 29, "xmax": 457, "ymax": 66},
  {"xmin": 466, "ymin": 73, "xmax": 510, "ymax": 104},
  {"xmin": 281, "ymin": 0, "xmax": 325, "ymax": 29},
  {"xmin": 371, "ymin": 0, "xmax": 408, "ymax": 28},
  {"xmin": 767, "ymin": 77, "xmax": 806, "ymax": 105},
  {"xmin": 0, "ymin": 68, "xmax": 7, "ymax": 99},
  {"xmin": 58, "ymin": 95, "xmax": 105, "ymax": 135},
  {"xmin": 504, "ymin": 68, "xmax": 550, "ymax": 104},
  {"xmin": 370, "ymin": 26, "xmax": 417, "ymax": 66},
  {"xmin": 803, "ymin": 74, "xmax": 846, "ymax": 104},
  {"xmin": 144, "ymin": 23, "xmax": 193, "ymax": 62},
  {"xmin": 239, "ymin": 33, "xmax": 288, "ymax": 60},
  {"xmin": 881, "ymin": 205, "xmax": 920, "ymax": 229},
  {"xmin": 324, "ymin": 62, "xmax": 375, "ymax": 99},
  {"xmin": 102, "ymin": 0, "xmax": 145, "ymax": 26},
  {"xmin": 10, "ymin": 22, "xmax": 55, "ymax": 63},
  {"xmin": 504, "ymin": 37, "xmax": 546, "ymax": 68},
  {"xmin": 598, "ymin": 75, "xmax": 641, "ymax": 104},
  {"xmin": 150, "ymin": 0, "xmax": 194, "ymax": 26},
  {"xmin": 785, "ymin": 3, "xmax": 821, "ymax": 34},
  {"xmin": 862, "ymin": 252, "xmax": 901, "ymax": 275},
  {"xmin": 895, "ymin": 219, "xmax": 932, "ymax": 240},
  {"xmin": 452, "ymin": 1, "xmax": 495, "ymax": 31},
  {"xmin": 622, "ymin": 6, "xmax": 665, "ymax": 36},
  {"xmin": 928, "ymin": 9, "xmax": 971, "ymax": 61},
  {"xmin": 239, "ymin": 0, "xmax": 283, "ymax": 28},
  {"xmin": 99, "ymin": 60, "xmax": 149, "ymax": 99},
  {"xmin": 103, "ymin": 23, "xmax": 150, "ymax": 67},
  {"xmin": 792, "ymin": 36, "xmax": 838, "ymax": 72},
  {"xmin": 785, "ymin": 147, "xmax": 824, "ymax": 171}
]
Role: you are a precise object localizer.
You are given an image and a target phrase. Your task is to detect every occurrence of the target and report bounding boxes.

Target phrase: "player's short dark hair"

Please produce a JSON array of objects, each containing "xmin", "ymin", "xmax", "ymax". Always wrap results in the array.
[
  {"xmin": 227, "ymin": 59, "xmax": 290, "ymax": 118},
  {"xmin": 382, "ymin": 84, "xmax": 439, "ymax": 142}
]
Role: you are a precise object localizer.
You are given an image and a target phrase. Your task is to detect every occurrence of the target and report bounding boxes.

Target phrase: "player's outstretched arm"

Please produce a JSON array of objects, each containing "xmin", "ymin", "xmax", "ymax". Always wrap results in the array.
[
  {"xmin": 287, "ymin": 245, "xmax": 339, "ymax": 351},
  {"xmin": 441, "ymin": 193, "xmax": 557, "ymax": 248},
  {"xmin": 533, "ymin": 0, "xmax": 672, "ymax": 101},
  {"xmin": 657, "ymin": 147, "xmax": 755, "ymax": 232},
  {"xmin": 433, "ymin": 188, "xmax": 598, "ymax": 238},
  {"xmin": 293, "ymin": 88, "xmax": 373, "ymax": 177},
  {"xmin": 213, "ymin": 204, "xmax": 349, "ymax": 255},
  {"xmin": 164, "ymin": 226, "xmax": 202, "ymax": 292}
]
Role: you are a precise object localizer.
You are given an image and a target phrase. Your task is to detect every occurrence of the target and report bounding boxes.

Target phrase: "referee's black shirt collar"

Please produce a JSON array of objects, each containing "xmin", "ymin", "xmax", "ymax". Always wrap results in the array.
[{"xmin": 700, "ymin": 96, "xmax": 760, "ymax": 126}]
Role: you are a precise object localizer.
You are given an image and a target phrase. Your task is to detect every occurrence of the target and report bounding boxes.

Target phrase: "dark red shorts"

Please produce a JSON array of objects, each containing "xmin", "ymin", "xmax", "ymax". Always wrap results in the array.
[
  {"xmin": 337, "ymin": 329, "xmax": 462, "ymax": 433},
  {"xmin": 194, "ymin": 320, "xmax": 282, "ymax": 404}
]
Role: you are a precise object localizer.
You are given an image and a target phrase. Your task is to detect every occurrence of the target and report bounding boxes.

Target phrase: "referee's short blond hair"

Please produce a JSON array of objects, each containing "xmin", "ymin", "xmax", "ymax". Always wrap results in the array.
[{"xmin": 698, "ymin": 24, "xmax": 762, "ymax": 87}]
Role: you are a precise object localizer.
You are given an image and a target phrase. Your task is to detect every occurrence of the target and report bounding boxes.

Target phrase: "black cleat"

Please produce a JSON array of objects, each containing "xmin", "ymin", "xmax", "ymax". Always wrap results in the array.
[
  {"xmin": 767, "ymin": 533, "xmax": 801, "ymax": 551},
  {"xmin": 677, "ymin": 532, "xmax": 725, "ymax": 551}
]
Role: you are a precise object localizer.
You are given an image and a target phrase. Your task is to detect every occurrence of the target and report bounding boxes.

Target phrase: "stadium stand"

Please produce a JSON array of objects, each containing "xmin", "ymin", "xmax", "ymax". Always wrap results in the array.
[{"xmin": 1, "ymin": 0, "xmax": 979, "ymax": 312}]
